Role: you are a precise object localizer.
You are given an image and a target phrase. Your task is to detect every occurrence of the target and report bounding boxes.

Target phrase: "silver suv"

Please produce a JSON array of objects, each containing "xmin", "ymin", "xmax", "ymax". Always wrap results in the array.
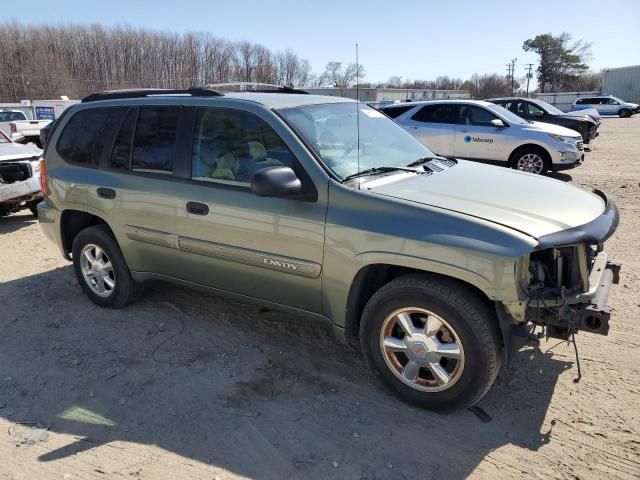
[{"xmin": 381, "ymin": 100, "xmax": 585, "ymax": 175}]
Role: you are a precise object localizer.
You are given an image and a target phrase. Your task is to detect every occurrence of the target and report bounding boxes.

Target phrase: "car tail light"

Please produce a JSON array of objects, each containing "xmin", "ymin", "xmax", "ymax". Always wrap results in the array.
[
  {"xmin": 39, "ymin": 158, "xmax": 48, "ymax": 197},
  {"xmin": 10, "ymin": 123, "xmax": 16, "ymax": 133}
]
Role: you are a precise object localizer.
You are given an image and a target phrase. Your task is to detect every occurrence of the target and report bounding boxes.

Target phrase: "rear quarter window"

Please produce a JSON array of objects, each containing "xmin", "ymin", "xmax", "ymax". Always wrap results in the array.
[
  {"xmin": 131, "ymin": 106, "xmax": 180, "ymax": 174},
  {"xmin": 57, "ymin": 107, "xmax": 127, "ymax": 166}
]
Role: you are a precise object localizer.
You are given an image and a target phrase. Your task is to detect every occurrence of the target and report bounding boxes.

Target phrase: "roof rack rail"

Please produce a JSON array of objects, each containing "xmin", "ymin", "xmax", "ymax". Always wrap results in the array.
[
  {"xmin": 81, "ymin": 86, "xmax": 224, "ymax": 103},
  {"xmin": 205, "ymin": 82, "xmax": 309, "ymax": 94}
]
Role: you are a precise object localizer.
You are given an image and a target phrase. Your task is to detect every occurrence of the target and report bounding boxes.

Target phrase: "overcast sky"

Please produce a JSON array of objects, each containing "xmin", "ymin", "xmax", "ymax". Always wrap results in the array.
[{"xmin": 2, "ymin": 0, "xmax": 639, "ymax": 85}]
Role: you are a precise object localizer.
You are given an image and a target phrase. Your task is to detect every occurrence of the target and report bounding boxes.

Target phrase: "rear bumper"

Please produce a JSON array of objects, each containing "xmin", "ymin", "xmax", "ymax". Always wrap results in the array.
[{"xmin": 37, "ymin": 200, "xmax": 66, "ymax": 257}]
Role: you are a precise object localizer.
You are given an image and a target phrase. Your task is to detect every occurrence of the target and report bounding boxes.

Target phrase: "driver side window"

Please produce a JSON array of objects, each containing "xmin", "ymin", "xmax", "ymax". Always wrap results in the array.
[
  {"xmin": 191, "ymin": 108, "xmax": 296, "ymax": 186},
  {"xmin": 526, "ymin": 102, "xmax": 544, "ymax": 116}
]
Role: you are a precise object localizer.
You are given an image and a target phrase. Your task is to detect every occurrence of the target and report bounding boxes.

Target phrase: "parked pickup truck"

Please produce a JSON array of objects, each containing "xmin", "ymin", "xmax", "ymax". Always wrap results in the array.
[
  {"xmin": 0, "ymin": 129, "xmax": 42, "ymax": 216},
  {"xmin": 0, "ymin": 109, "xmax": 51, "ymax": 147}
]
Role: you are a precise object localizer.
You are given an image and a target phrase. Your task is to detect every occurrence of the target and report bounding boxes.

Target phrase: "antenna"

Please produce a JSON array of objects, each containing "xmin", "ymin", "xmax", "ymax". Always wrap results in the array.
[{"xmin": 356, "ymin": 43, "xmax": 360, "ymax": 190}]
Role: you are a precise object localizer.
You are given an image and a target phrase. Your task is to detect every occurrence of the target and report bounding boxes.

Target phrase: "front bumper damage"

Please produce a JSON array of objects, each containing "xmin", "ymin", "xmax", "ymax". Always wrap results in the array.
[
  {"xmin": 514, "ymin": 190, "xmax": 620, "ymax": 341},
  {"xmin": 529, "ymin": 255, "xmax": 621, "ymax": 339}
]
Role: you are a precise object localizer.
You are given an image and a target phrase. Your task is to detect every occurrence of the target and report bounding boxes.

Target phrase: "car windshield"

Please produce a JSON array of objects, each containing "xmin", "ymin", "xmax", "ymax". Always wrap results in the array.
[
  {"xmin": 483, "ymin": 103, "xmax": 528, "ymax": 125},
  {"xmin": 0, "ymin": 131, "xmax": 10, "ymax": 143},
  {"xmin": 0, "ymin": 111, "xmax": 26, "ymax": 122},
  {"xmin": 279, "ymin": 102, "xmax": 436, "ymax": 180},
  {"xmin": 533, "ymin": 100, "xmax": 564, "ymax": 115}
]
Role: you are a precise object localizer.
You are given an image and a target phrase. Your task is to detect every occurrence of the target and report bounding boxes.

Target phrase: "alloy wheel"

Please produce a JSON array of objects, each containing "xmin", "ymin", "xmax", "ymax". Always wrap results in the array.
[
  {"xmin": 379, "ymin": 307, "xmax": 465, "ymax": 392},
  {"xmin": 80, "ymin": 243, "xmax": 115, "ymax": 297},
  {"xmin": 516, "ymin": 153, "xmax": 544, "ymax": 174}
]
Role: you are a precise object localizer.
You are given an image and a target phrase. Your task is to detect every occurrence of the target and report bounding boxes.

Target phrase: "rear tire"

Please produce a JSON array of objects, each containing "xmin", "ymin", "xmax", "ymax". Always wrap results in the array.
[
  {"xmin": 72, "ymin": 224, "xmax": 143, "ymax": 308},
  {"xmin": 510, "ymin": 146, "xmax": 551, "ymax": 175},
  {"xmin": 360, "ymin": 274, "xmax": 502, "ymax": 412},
  {"xmin": 619, "ymin": 109, "xmax": 632, "ymax": 118}
]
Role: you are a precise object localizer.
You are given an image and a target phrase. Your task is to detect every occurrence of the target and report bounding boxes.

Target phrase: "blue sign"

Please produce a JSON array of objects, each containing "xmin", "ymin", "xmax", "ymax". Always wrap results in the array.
[{"xmin": 35, "ymin": 106, "xmax": 56, "ymax": 120}]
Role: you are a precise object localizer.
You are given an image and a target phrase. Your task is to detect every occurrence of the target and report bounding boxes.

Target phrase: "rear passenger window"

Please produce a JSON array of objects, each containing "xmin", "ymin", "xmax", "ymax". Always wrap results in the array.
[
  {"xmin": 412, "ymin": 105, "xmax": 462, "ymax": 124},
  {"xmin": 57, "ymin": 108, "xmax": 127, "ymax": 166},
  {"xmin": 191, "ymin": 108, "xmax": 296, "ymax": 186},
  {"xmin": 110, "ymin": 109, "xmax": 137, "ymax": 170},
  {"xmin": 132, "ymin": 107, "xmax": 180, "ymax": 174}
]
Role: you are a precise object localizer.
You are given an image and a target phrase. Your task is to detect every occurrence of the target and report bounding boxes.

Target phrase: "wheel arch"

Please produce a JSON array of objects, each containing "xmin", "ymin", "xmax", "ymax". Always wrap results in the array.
[
  {"xmin": 508, "ymin": 143, "xmax": 552, "ymax": 168},
  {"xmin": 343, "ymin": 263, "xmax": 498, "ymax": 349},
  {"xmin": 60, "ymin": 209, "xmax": 114, "ymax": 258}
]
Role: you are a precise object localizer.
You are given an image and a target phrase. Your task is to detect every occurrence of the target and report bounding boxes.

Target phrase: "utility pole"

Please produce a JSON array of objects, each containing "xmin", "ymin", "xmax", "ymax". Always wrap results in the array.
[
  {"xmin": 525, "ymin": 63, "xmax": 534, "ymax": 97},
  {"xmin": 510, "ymin": 58, "xmax": 517, "ymax": 95}
]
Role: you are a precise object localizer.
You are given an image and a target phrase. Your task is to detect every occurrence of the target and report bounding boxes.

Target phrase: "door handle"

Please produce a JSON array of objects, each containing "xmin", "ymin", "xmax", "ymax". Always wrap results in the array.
[
  {"xmin": 186, "ymin": 201, "xmax": 209, "ymax": 215},
  {"xmin": 461, "ymin": 130, "xmax": 470, "ymax": 133},
  {"xmin": 97, "ymin": 187, "xmax": 116, "ymax": 199}
]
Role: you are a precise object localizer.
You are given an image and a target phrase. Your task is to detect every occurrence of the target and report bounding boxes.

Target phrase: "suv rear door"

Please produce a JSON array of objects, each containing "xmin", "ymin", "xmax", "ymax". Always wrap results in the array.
[
  {"xmin": 400, "ymin": 104, "xmax": 457, "ymax": 155},
  {"xmin": 453, "ymin": 105, "xmax": 508, "ymax": 161}
]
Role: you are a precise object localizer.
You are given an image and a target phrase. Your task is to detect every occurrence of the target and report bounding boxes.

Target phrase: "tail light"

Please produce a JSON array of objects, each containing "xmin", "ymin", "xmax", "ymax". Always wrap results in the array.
[
  {"xmin": 10, "ymin": 123, "xmax": 16, "ymax": 133},
  {"xmin": 39, "ymin": 158, "xmax": 48, "ymax": 197}
]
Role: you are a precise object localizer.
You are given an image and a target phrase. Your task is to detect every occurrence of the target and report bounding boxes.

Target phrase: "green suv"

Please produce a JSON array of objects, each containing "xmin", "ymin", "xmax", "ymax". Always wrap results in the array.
[{"xmin": 38, "ymin": 86, "xmax": 620, "ymax": 411}]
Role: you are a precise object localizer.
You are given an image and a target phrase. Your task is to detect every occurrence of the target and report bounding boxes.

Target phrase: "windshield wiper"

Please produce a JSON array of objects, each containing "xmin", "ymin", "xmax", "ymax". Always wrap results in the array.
[{"xmin": 341, "ymin": 166, "xmax": 418, "ymax": 183}]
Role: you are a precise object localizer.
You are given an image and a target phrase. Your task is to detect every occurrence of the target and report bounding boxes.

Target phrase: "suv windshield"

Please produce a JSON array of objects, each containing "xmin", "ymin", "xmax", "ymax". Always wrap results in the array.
[
  {"xmin": 483, "ymin": 103, "xmax": 528, "ymax": 125},
  {"xmin": 533, "ymin": 100, "xmax": 564, "ymax": 115},
  {"xmin": 280, "ymin": 102, "xmax": 435, "ymax": 180}
]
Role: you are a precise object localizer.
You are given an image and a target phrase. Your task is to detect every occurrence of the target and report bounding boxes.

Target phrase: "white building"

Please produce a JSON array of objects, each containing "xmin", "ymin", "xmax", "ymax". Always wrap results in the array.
[
  {"xmin": 304, "ymin": 87, "xmax": 470, "ymax": 103},
  {"xmin": 602, "ymin": 65, "xmax": 640, "ymax": 102}
]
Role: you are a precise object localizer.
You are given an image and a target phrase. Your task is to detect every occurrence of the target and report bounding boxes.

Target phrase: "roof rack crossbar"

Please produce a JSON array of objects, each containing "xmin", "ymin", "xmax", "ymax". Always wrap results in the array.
[
  {"xmin": 82, "ymin": 86, "xmax": 224, "ymax": 103},
  {"xmin": 205, "ymin": 82, "xmax": 309, "ymax": 94}
]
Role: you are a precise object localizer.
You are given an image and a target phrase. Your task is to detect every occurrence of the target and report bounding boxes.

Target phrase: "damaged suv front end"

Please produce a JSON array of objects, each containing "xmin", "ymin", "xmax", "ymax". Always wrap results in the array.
[{"xmin": 507, "ymin": 190, "xmax": 620, "ymax": 340}]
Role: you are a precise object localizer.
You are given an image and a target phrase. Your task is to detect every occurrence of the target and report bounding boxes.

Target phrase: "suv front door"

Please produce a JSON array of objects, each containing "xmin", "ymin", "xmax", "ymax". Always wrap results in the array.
[
  {"xmin": 453, "ymin": 105, "xmax": 508, "ymax": 161},
  {"xmin": 173, "ymin": 107, "xmax": 326, "ymax": 313}
]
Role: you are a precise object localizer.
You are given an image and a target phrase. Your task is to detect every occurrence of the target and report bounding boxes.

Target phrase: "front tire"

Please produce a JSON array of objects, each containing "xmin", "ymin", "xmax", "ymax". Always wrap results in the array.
[
  {"xmin": 360, "ymin": 274, "xmax": 502, "ymax": 412},
  {"xmin": 619, "ymin": 109, "xmax": 632, "ymax": 118},
  {"xmin": 72, "ymin": 224, "xmax": 143, "ymax": 308},
  {"xmin": 510, "ymin": 146, "xmax": 550, "ymax": 175}
]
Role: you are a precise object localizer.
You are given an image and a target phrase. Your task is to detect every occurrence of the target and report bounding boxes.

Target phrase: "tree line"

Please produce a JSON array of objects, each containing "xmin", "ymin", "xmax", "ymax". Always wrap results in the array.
[
  {"xmin": 0, "ymin": 22, "xmax": 314, "ymax": 102},
  {"xmin": 0, "ymin": 23, "xmax": 599, "ymax": 103}
]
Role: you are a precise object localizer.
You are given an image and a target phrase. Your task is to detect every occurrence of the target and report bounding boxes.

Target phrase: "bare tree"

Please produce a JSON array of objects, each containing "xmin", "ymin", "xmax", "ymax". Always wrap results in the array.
[
  {"xmin": 0, "ymin": 22, "xmax": 317, "ymax": 102},
  {"xmin": 319, "ymin": 62, "xmax": 366, "ymax": 93}
]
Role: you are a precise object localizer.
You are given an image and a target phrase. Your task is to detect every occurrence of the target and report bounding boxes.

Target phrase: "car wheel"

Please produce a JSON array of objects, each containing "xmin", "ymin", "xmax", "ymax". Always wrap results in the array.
[
  {"xmin": 619, "ymin": 109, "xmax": 631, "ymax": 118},
  {"xmin": 72, "ymin": 224, "xmax": 143, "ymax": 308},
  {"xmin": 511, "ymin": 147, "xmax": 550, "ymax": 175},
  {"xmin": 360, "ymin": 274, "xmax": 502, "ymax": 411}
]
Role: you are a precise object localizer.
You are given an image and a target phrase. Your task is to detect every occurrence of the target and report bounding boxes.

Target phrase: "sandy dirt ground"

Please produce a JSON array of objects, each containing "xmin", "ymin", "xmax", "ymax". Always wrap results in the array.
[{"xmin": 0, "ymin": 116, "xmax": 639, "ymax": 480}]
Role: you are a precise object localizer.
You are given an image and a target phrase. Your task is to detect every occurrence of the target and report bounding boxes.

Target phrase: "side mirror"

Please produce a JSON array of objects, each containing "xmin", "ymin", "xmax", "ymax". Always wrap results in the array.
[
  {"xmin": 251, "ymin": 166, "xmax": 302, "ymax": 198},
  {"xmin": 533, "ymin": 110, "xmax": 544, "ymax": 117},
  {"xmin": 490, "ymin": 119, "xmax": 506, "ymax": 128}
]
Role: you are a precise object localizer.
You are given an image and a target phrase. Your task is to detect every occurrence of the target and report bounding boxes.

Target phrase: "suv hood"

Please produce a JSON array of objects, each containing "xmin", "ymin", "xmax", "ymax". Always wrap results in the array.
[
  {"xmin": 368, "ymin": 160, "xmax": 605, "ymax": 240},
  {"xmin": 553, "ymin": 112, "xmax": 596, "ymax": 125},
  {"xmin": 526, "ymin": 121, "xmax": 582, "ymax": 138},
  {"xmin": 0, "ymin": 142, "xmax": 41, "ymax": 162}
]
